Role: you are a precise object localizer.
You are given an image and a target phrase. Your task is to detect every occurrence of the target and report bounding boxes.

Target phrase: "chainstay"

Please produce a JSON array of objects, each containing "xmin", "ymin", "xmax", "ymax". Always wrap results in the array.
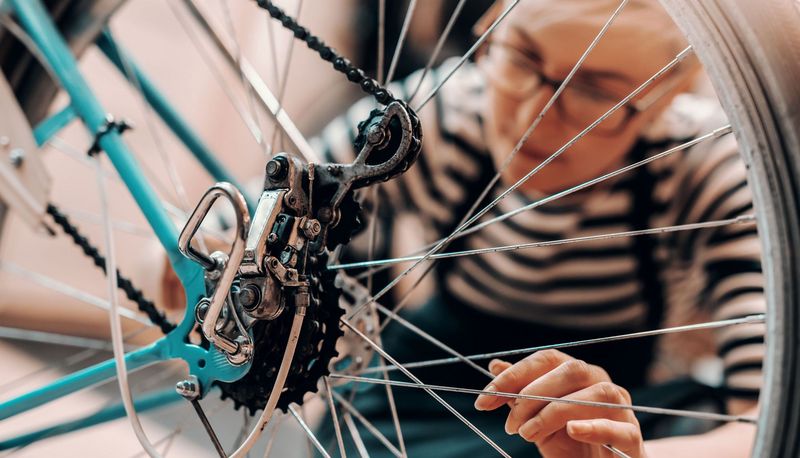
[
  {"xmin": 46, "ymin": 204, "xmax": 175, "ymax": 334},
  {"xmin": 255, "ymin": 0, "xmax": 399, "ymax": 106}
]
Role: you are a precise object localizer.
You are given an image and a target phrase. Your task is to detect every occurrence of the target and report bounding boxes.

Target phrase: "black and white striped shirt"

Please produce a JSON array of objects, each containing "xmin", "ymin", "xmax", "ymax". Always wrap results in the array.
[{"xmin": 312, "ymin": 59, "xmax": 764, "ymax": 398}]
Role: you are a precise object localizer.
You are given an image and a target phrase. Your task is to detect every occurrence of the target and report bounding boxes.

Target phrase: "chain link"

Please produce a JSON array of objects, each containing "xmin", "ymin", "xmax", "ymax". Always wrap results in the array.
[
  {"xmin": 255, "ymin": 0, "xmax": 399, "ymax": 106},
  {"xmin": 46, "ymin": 204, "xmax": 175, "ymax": 334}
]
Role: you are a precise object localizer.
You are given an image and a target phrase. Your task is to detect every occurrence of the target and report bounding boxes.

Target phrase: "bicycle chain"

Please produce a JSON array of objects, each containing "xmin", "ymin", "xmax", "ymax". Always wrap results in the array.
[
  {"xmin": 46, "ymin": 204, "xmax": 175, "ymax": 334},
  {"xmin": 255, "ymin": 0, "xmax": 399, "ymax": 106}
]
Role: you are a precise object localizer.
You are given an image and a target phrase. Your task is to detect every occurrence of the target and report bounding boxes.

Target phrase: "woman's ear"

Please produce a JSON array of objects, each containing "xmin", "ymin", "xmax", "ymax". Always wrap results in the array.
[{"xmin": 473, "ymin": 1, "xmax": 506, "ymax": 37}]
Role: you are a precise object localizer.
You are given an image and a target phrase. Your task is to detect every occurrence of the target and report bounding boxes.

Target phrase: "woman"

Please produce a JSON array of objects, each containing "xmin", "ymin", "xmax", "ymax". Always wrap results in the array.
[{"xmin": 314, "ymin": 0, "xmax": 763, "ymax": 456}]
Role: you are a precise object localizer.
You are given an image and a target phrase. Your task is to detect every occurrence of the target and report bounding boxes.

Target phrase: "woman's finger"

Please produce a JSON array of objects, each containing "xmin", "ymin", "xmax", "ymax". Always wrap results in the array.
[
  {"xmin": 474, "ymin": 349, "xmax": 572, "ymax": 411},
  {"xmin": 489, "ymin": 359, "xmax": 512, "ymax": 375},
  {"xmin": 516, "ymin": 381, "xmax": 635, "ymax": 443},
  {"xmin": 567, "ymin": 419, "xmax": 645, "ymax": 457},
  {"xmin": 504, "ymin": 359, "xmax": 610, "ymax": 434}
]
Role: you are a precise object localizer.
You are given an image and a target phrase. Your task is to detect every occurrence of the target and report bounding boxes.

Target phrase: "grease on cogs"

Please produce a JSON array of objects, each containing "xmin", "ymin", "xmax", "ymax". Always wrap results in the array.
[{"xmin": 216, "ymin": 254, "xmax": 344, "ymax": 415}]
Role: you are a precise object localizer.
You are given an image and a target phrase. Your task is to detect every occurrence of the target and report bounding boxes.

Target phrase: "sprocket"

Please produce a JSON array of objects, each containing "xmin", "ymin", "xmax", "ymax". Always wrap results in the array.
[{"xmin": 216, "ymin": 253, "xmax": 344, "ymax": 415}]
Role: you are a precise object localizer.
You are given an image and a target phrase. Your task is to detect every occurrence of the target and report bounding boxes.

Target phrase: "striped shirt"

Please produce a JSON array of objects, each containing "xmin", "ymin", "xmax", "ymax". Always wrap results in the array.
[{"xmin": 312, "ymin": 59, "xmax": 764, "ymax": 398}]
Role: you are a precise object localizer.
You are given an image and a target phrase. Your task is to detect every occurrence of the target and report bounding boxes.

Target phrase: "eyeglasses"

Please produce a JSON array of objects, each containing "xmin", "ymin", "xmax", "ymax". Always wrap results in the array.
[{"xmin": 477, "ymin": 41, "xmax": 688, "ymax": 135}]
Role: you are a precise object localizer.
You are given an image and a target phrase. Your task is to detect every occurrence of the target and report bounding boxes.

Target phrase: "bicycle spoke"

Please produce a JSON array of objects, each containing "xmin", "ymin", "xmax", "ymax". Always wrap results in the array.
[
  {"xmin": 370, "ymin": 311, "xmax": 408, "ymax": 457},
  {"xmin": 385, "ymin": 0, "xmax": 418, "ymax": 84},
  {"xmin": 466, "ymin": 0, "xmax": 631, "ymax": 226},
  {"xmin": 341, "ymin": 318, "xmax": 512, "ymax": 457},
  {"xmin": 0, "ymin": 325, "xmax": 150, "ymax": 397},
  {"xmin": 332, "ymin": 213, "xmax": 755, "ymax": 271},
  {"xmin": 160, "ymin": 431, "xmax": 178, "ymax": 457},
  {"xmin": 324, "ymin": 377, "xmax": 348, "ymax": 458},
  {"xmin": 261, "ymin": 414, "xmax": 283, "ymax": 458},
  {"xmin": 360, "ymin": 314, "xmax": 766, "ymax": 374},
  {"xmin": 0, "ymin": 261, "xmax": 153, "ymax": 325},
  {"xmin": 169, "ymin": 1, "xmax": 265, "ymax": 148},
  {"xmin": 377, "ymin": 0, "xmax": 386, "ymax": 84},
  {"xmin": 363, "ymin": 3, "xmax": 405, "ymax": 444},
  {"xmin": 342, "ymin": 411, "xmax": 370, "ymax": 458},
  {"xmin": 178, "ymin": 0, "xmax": 319, "ymax": 162},
  {"xmin": 332, "ymin": 390, "xmax": 403, "ymax": 458},
  {"xmin": 373, "ymin": 303, "xmax": 492, "ymax": 379},
  {"xmin": 331, "ymin": 123, "xmax": 732, "ymax": 274},
  {"xmin": 414, "ymin": 0, "xmax": 522, "ymax": 110},
  {"xmin": 268, "ymin": 0, "xmax": 305, "ymax": 154},
  {"xmin": 345, "ymin": 112, "xmax": 716, "ymax": 326},
  {"xmin": 127, "ymin": 400, "xmax": 228, "ymax": 458},
  {"xmin": 329, "ymin": 374, "xmax": 758, "ymax": 424},
  {"xmin": 445, "ymin": 126, "xmax": 732, "ymax": 245},
  {"xmin": 346, "ymin": 44, "xmax": 694, "ymax": 323},
  {"xmin": 108, "ymin": 24, "xmax": 198, "ymax": 219},
  {"xmin": 219, "ymin": 0, "xmax": 270, "ymax": 158},
  {"xmin": 406, "ymin": 0, "xmax": 467, "ymax": 104},
  {"xmin": 605, "ymin": 445, "xmax": 632, "ymax": 458},
  {"xmin": 0, "ymin": 327, "xmax": 138, "ymax": 352},
  {"xmin": 302, "ymin": 405, "xmax": 314, "ymax": 458},
  {"xmin": 93, "ymin": 154, "xmax": 162, "ymax": 455},
  {"xmin": 0, "ymin": 348, "xmax": 95, "ymax": 396},
  {"xmin": 350, "ymin": 0, "xmax": 636, "ymax": 300},
  {"xmin": 232, "ymin": 409, "xmax": 251, "ymax": 452},
  {"xmin": 48, "ymin": 134, "xmax": 234, "ymax": 244},
  {"xmin": 289, "ymin": 405, "xmax": 331, "ymax": 458},
  {"xmin": 47, "ymin": 136, "xmax": 180, "ymax": 211},
  {"xmin": 55, "ymin": 207, "xmax": 154, "ymax": 239}
]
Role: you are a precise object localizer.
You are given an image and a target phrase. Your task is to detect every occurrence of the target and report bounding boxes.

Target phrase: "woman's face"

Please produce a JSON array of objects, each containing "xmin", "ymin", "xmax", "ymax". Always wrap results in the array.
[{"xmin": 480, "ymin": 0, "xmax": 692, "ymax": 195}]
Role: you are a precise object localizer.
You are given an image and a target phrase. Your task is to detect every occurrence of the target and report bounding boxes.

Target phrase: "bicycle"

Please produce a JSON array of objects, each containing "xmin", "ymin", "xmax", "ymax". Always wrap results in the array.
[{"xmin": 0, "ymin": 0, "xmax": 799, "ymax": 456}]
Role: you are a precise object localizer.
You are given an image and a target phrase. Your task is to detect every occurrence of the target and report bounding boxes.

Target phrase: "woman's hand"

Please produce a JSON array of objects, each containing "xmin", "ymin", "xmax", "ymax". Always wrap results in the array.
[{"xmin": 474, "ymin": 349, "xmax": 646, "ymax": 458}]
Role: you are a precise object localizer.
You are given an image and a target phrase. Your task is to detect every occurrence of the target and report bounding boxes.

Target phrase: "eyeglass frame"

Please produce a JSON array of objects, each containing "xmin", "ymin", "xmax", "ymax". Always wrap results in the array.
[{"xmin": 476, "ymin": 40, "xmax": 695, "ymax": 136}]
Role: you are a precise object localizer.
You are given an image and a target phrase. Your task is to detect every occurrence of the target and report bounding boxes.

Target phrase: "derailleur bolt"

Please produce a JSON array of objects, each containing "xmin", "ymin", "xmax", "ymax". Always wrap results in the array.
[
  {"xmin": 176, "ymin": 376, "xmax": 200, "ymax": 400},
  {"xmin": 238, "ymin": 285, "xmax": 260, "ymax": 310},
  {"xmin": 302, "ymin": 218, "xmax": 322, "ymax": 239},
  {"xmin": 267, "ymin": 232, "xmax": 278, "ymax": 244},
  {"xmin": 366, "ymin": 124, "xmax": 386, "ymax": 146},
  {"xmin": 266, "ymin": 158, "xmax": 286, "ymax": 180},
  {"xmin": 195, "ymin": 298, "xmax": 211, "ymax": 324}
]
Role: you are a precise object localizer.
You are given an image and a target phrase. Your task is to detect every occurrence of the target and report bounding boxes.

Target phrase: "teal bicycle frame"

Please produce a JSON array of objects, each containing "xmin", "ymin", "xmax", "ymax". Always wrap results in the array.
[{"xmin": 0, "ymin": 0, "xmax": 257, "ymax": 448}]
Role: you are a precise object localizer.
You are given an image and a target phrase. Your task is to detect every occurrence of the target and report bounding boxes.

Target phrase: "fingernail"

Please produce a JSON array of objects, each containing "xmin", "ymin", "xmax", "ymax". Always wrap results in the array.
[
  {"xmin": 474, "ymin": 384, "xmax": 496, "ymax": 410},
  {"xmin": 504, "ymin": 418, "xmax": 519, "ymax": 435},
  {"xmin": 488, "ymin": 359, "xmax": 503, "ymax": 371},
  {"xmin": 518, "ymin": 418, "xmax": 539, "ymax": 441}
]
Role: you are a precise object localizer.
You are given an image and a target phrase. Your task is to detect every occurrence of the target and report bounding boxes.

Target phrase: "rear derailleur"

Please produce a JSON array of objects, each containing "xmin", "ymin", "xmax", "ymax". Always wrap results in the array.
[{"xmin": 176, "ymin": 101, "xmax": 421, "ymax": 411}]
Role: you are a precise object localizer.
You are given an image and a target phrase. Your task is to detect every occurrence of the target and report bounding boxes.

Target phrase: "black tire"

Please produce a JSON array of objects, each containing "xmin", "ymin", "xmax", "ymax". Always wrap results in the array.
[{"xmin": 659, "ymin": 1, "xmax": 800, "ymax": 456}]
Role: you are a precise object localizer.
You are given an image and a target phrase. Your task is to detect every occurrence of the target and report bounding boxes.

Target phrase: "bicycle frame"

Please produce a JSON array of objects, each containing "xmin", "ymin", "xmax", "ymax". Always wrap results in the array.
[{"xmin": 0, "ymin": 0, "xmax": 257, "ymax": 448}]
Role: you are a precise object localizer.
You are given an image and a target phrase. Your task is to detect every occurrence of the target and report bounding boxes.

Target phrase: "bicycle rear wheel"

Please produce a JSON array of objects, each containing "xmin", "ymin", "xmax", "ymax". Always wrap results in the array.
[{"xmin": 1, "ymin": 0, "xmax": 800, "ymax": 457}]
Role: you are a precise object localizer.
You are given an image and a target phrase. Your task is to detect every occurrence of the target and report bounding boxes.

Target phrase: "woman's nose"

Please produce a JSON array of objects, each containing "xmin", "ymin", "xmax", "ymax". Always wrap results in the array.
[{"xmin": 516, "ymin": 85, "xmax": 569, "ymax": 147}]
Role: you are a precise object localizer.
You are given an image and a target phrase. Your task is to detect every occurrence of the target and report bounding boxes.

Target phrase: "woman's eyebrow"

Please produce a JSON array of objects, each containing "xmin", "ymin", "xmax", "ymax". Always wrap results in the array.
[
  {"xmin": 511, "ymin": 26, "xmax": 544, "ymax": 60},
  {"xmin": 577, "ymin": 69, "xmax": 635, "ymax": 86},
  {"xmin": 511, "ymin": 26, "xmax": 633, "ymax": 85}
]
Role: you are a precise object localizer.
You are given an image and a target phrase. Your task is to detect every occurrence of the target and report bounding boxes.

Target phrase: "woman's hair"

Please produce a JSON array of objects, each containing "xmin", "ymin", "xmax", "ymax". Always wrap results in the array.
[
  {"xmin": 478, "ymin": 0, "xmax": 690, "ymax": 61},
  {"xmin": 473, "ymin": 0, "xmax": 702, "ymax": 89}
]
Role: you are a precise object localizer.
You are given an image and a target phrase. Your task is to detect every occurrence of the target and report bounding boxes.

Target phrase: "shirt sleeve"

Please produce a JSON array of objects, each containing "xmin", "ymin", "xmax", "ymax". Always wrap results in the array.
[{"xmin": 671, "ymin": 124, "xmax": 765, "ymax": 400}]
